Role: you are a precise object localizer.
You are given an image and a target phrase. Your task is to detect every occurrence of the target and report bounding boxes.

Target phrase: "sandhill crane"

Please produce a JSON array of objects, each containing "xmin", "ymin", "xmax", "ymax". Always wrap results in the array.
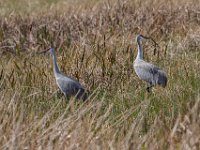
[
  {"xmin": 49, "ymin": 48, "xmax": 88, "ymax": 100},
  {"xmin": 133, "ymin": 34, "xmax": 167, "ymax": 92}
]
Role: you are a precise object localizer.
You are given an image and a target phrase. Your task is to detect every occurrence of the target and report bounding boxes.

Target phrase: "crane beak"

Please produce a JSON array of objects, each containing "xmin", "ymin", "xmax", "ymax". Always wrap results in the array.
[
  {"xmin": 140, "ymin": 35, "xmax": 159, "ymax": 55},
  {"xmin": 38, "ymin": 48, "xmax": 51, "ymax": 54},
  {"xmin": 143, "ymin": 36, "xmax": 159, "ymax": 47},
  {"xmin": 140, "ymin": 35, "xmax": 158, "ymax": 45},
  {"xmin": 140, "ymin": 35, "xmax": 150, "ymax": 40}
]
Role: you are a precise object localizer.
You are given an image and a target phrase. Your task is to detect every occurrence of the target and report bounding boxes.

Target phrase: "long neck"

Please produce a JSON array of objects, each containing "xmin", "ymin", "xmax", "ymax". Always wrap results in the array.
[
  {"xmin": 51, "ymin": 53, "xmax": 60, "ymax": 75},
  {"xmin": 136, "ymin": 39, "xmax": 143, "ymax": 60}
]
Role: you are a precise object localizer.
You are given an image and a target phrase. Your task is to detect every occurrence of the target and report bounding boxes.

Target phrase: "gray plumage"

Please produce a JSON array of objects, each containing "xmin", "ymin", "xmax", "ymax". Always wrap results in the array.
[
  {"xmin": 50, "ymin": 48, "xmax": 88, "ymax": 100},
  {"xmin": 133, "ymin": 34, "xmax": 167, "ymax": 92}
]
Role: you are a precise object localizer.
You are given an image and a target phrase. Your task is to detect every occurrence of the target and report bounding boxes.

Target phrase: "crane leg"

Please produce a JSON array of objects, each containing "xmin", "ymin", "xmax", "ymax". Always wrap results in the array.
[{"xmin": 146, "ymin": 83, "xmax": 153, "ymax": 93}]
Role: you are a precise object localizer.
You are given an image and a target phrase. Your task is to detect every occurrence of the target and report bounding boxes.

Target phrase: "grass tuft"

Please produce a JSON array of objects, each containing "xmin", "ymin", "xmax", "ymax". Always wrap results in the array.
[{"xmin": 0, "ymin": 0, "xmax": 200, "ymax": 149}]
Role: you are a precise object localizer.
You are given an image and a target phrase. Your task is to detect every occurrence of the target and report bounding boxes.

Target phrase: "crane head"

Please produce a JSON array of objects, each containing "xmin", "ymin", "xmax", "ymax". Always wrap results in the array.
[
  {"xmin": 136, "ymin": 34, "xmax": 143, "ymax": 43},
  {"xmin": 136, "ymin": 34, "xmax": 159, "ymax": 55},
  {"xmin": 136, "ymin": 34, "xmax": 150, "ymax": 42},
  {"xmin": 49, "ymin": 48, "xmax": 55, "ymax": 56},
  {"xmin": 136, "ymin": 34, "xmax": 148, "ymax": 45},
  {"xmin": 136, "ymin": 34, "xmax": 158, "ymax": 44}
]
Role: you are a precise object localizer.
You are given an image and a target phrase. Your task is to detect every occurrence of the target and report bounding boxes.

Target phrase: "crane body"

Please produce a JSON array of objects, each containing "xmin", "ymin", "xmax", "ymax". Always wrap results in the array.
[
  {"xmin": 133, "ymin": 34, "xmax": 167, "ymax": 92},
  {"xmin": 50, "ymin": 48, "xmax": 88, "ymax": 100}
]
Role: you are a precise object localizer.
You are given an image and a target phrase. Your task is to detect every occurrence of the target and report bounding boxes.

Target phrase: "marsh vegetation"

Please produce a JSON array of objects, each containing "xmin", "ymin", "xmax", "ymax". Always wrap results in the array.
[{"xmin": 0, "ymin": 0, "xmax": 200, "ymax": 149}]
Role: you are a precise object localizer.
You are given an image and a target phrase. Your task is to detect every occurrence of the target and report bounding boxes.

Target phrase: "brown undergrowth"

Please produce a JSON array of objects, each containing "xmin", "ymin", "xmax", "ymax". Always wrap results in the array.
[{"xmin": 0, "ymin": 0, "xmax": 200, "ymax": 149}]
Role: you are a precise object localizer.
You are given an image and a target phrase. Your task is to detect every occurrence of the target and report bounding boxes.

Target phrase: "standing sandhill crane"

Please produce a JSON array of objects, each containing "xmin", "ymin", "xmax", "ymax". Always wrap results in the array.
[
  {"xmin": 50, "ymin": 48, "xmax": 88, "ymax": 100},
  {"xmin": 133, "ymin": 34, "xmax": 167, "ymax": 92}
]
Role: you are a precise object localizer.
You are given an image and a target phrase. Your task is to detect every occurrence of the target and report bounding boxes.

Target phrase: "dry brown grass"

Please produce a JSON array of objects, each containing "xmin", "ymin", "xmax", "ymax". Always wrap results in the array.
[{"xmin": 0, "ymin": 0, "xmax": 200, "ymax": 149}]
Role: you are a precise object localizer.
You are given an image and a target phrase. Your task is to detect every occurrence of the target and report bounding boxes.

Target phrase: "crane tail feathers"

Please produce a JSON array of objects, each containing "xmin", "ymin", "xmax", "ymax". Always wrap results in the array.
[{"xmin": 157, "ymin": 70, "xmax": 167, "ymax": 88}]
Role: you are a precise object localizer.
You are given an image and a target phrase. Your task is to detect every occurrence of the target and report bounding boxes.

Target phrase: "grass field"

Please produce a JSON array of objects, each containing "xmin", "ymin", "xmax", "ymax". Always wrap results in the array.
[{"xmin": 0, "ymin": 0, "xmax": 200, "ymax": 149}]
